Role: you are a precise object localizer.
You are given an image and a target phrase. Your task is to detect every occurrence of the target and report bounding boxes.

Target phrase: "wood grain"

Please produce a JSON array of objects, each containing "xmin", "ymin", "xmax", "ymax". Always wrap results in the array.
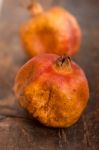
[{"xmin": 0, "ymin": 0, "xmax": 99, "ymax": 149}]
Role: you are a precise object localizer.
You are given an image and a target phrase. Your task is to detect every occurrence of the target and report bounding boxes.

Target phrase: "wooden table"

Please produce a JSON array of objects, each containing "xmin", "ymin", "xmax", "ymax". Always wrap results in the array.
[{"xmin": 0, "ymin": 0, "xmax": 99, "ymax": 149}]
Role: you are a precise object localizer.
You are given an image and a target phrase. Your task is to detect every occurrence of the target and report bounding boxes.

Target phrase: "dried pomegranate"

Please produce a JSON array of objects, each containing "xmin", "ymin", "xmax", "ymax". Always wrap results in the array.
[
  {"xmin": 14, "ymin": 54, "xmax": 89, "ymax": 127},
  {"xmin": 20, "ymin": 3, "xmax": 81, "ymax": 57}
]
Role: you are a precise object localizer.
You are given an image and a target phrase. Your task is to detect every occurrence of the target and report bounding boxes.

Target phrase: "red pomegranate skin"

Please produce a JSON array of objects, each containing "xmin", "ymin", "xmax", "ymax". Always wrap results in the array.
[{"xmin": 14, "ymin": 54, "xmax": 89, "ymax": 127}]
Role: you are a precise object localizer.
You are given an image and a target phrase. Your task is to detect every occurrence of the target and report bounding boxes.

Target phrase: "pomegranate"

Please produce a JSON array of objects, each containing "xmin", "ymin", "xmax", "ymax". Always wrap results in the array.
[
  {"xmin": 14, "ymin": 54, "xmax": 89, "ymax": 127},
  {"xmin": 20, "ymin": 3, "xmax": 81, "ymax": 57}
]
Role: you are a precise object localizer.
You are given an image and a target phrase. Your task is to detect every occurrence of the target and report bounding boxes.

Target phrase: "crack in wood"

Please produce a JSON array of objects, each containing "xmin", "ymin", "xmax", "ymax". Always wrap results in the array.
[
  {"xmin": 58, "ymin": 129, "xmax": 63, "ymax": 150},
  {"xmin": 58, "ymin": 128, "xmax": 71, "ymax": 150},
  {"xmin": 61, "ymin": 129, "xmax": 71, "ymax": 150},
  {"xmin": 82, "ymin": 116, "xmax": 95, "ymax": 150},
  {"xmin": 0, "ymin": 115, "xmax": 6, "ymax": 121},
  {"xmin": 0, "ymin": 113, "xmax": 32, "ymax": 122}
]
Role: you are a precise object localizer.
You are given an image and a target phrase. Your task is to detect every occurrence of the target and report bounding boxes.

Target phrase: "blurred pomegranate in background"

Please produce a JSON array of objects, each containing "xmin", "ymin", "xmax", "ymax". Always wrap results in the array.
[{"xmin": 20, "ymin": 3, "xmax": 81, "ymax": 57}]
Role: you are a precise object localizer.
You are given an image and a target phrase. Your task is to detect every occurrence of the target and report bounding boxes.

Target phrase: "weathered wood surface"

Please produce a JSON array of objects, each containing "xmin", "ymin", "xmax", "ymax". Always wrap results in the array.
[{"xmin": 0, "ymin": 0, "xmax": 99, "ymax": 149}]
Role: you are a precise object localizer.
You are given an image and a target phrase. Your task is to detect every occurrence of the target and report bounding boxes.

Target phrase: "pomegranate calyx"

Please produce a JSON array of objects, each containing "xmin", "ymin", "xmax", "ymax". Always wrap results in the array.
[
  {"xmin": 27, "ymin": 2, "xmax": 43, "ymax": 16},
  {"xmin": 55, "ymin": 55, "xmax": 72, "ymax": 73}
]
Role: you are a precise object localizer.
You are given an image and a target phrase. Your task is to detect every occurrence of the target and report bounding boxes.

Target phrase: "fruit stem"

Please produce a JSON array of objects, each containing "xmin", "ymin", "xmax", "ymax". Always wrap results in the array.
[
  {"xmin": 27, "ymin": 2, "xmax": 43, "ymax": 16},
  {"xmin": 56, "ymin": 55, "xmax": 72, "ymax": 72}
]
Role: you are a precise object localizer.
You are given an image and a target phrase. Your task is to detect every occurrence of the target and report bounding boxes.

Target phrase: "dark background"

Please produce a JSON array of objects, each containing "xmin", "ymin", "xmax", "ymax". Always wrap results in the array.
[{"xmin": 0, "ymin": 0, "xmax": 99, "ymax": 149}]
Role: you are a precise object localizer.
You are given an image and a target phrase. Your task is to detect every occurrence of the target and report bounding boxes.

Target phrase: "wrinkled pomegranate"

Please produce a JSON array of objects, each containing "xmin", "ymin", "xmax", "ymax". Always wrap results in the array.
[
  {"xmin": 14, "ymin": 54, "xmax": 89, "ymax": 127},
  {"xmin": 20, "ymin": 3, "xmax": 81, "ymax": 57}
]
